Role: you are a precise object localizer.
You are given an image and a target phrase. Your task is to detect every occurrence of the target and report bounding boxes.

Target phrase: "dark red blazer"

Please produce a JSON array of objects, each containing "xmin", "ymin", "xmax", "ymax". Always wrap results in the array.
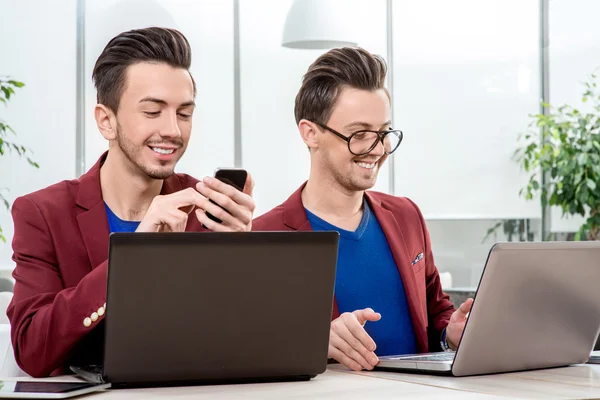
[
  {"xmin": 252, "ymin": 184, "xmax": 455, "ymax": 354},
  {"xmin": 7, "ymin": 153, "xmax": 205, "ymax": 377}
]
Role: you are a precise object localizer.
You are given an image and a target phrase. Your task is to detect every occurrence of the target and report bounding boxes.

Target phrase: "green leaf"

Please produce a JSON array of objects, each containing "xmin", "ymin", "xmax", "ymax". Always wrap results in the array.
[
  {"xmin": 1, "ymin": 86, "xmax": 10, "ymax": 100},
  {"xmin": 0, "ymin": 193, "xmax": 9, "ymax": 210},
  {"xmin": 7, "ymin": 80, "xmax": 24, "ymax": 88}
]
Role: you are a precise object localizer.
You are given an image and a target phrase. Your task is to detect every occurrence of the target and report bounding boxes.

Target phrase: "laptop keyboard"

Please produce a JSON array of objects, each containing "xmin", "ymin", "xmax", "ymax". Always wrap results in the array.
[{"xmin": 387, "ymin": 353, "xmax": 455, "ymax": 362}]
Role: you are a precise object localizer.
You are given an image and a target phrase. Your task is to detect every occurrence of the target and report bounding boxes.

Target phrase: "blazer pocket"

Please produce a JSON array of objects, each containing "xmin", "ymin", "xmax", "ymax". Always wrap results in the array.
[{"xmin": 410, "ymin": 252, "xmax": 426, "ymax": 273}]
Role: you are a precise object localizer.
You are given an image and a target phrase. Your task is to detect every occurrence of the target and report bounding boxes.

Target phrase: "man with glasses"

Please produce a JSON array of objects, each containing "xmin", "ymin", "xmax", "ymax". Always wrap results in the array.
[{"xmin": 253, "ymin": 47, "xmax": 472, "ymax": 371}]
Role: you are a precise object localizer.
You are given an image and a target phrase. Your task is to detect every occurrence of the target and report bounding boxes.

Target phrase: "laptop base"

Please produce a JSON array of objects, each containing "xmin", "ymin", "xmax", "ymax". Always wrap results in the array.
[
  {"xmin": 376, "ymin": 352, "xmax": 453, "ymax": 375},
  {"xmin": 374, "ymin": 365, "xmax": 453, "ymax": 376},
  {"xmin": 72, "ymin": 365, "xmax": 314, "ymax": 388}
]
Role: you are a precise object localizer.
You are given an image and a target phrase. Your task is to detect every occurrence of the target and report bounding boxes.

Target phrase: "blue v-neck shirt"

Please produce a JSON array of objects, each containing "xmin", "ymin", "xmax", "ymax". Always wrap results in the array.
[
  {"xmin": 105, "ymin": 203, "xmax": 140, "ymax": 233},
  {"xmin": 305, "ymin": 201, "xmax": 417, "ymax": 356}
]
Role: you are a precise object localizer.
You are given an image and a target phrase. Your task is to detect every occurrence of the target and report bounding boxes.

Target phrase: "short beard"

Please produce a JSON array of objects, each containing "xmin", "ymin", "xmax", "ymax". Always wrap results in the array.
[
  {"xmin": 115, "ymin": 122, "xmax": 178, "ymax": 180},
  {"xmin": 321, "ymin": 150, "xmax": 377, "ymax": 193}
]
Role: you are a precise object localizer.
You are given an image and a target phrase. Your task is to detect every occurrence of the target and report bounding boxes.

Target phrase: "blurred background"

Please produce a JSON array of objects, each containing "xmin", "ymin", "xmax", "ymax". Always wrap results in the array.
[{"xmin": 1, "ymin": 0, "xmax": 599, "ymax": 290}]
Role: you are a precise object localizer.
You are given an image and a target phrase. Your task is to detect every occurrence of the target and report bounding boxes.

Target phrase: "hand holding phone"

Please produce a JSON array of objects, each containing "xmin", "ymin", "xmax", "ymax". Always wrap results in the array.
[
  {"xmin": 206, "ymin": 168, "xmax": 248, "ymax": 224},
  {"xmin": 195, "ymin": 168, "xmax": 255, "ymax": 232}
]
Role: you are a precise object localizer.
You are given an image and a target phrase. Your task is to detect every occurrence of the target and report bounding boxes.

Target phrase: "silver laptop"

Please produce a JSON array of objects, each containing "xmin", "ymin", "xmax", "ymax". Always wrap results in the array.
[{"xmin": 377, "ymin": 241, "xmax": 600, "ymax": 377}]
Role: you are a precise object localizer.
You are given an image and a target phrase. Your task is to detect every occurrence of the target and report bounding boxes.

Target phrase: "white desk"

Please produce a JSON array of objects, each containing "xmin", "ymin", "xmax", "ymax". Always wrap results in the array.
[
  {"xmin": 5, "ymin": 364, "xmax": 600, "ymax": 399},
  {"xmin": 334, "ymin": 364, "xmax": 600, "ymax": 399}
]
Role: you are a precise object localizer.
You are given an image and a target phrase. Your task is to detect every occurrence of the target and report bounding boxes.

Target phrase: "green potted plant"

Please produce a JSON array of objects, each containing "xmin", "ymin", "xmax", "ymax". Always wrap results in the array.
[
  {"xmin": 0, "ymin": 77, "xmax": 39, "ymax": 242},
  {"xmin": 514, "ymin": 73, "xmax": 600, "ymax": 240}
]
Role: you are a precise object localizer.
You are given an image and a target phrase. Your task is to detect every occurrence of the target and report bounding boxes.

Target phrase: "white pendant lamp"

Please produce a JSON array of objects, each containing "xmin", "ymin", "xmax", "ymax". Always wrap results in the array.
[{"xmin": 281, "ymin": 0, "xmax": 360, "ymax": 49}]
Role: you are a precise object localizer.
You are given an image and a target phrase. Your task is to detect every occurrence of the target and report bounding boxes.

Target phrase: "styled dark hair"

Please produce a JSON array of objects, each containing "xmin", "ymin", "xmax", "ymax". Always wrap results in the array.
[
  {"xmin": 294, "ymin": 47, "xmax": 388, "ymax": 125},
  {"xmin": 92, "ymin": 27, "xmax": 196, "ymax": 113}
]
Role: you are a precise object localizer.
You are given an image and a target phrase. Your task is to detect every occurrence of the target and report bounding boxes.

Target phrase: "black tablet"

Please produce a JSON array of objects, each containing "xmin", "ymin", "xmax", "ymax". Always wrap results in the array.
[{"xmin": 0, "ymin": 381, "xmax": 110, "ymax": 399}]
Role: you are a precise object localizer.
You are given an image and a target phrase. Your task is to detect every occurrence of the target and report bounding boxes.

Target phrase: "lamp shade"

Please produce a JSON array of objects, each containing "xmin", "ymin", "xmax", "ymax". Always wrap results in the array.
[{"xmin": 281, "ymin": 0, "xmax": 360, "ymax": 49}]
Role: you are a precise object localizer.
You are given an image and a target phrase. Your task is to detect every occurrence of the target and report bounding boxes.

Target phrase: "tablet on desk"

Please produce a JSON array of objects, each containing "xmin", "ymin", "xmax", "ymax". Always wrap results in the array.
[{"xmin": 0, "ymin": 381, "xmax": 110, "ymax": 399}]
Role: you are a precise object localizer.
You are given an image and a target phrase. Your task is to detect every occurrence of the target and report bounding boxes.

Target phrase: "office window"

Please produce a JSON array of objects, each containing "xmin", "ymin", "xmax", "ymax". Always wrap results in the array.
[{"xmin": 391, "ymin": 0, "xmax": 541, "ymax": 286}]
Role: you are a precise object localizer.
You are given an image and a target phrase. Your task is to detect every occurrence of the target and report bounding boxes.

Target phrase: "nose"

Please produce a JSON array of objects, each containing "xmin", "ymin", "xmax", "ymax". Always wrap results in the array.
[
  {"xmin": 369, "ymin": 136, "xmax": 385, "ymax": 157},
  {"xmin": 160, "ymin": 111, "xmax": 181, "ymax": 138}
]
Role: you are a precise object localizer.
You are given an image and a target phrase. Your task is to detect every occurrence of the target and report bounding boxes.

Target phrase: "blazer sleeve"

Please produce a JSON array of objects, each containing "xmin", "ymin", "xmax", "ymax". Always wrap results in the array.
[
  {"xmin": 7, "ymin": 196, "xmax": 108, "ymax": 377},
  {"xmin": 407, "ymin": 198, "xmax": 456, "ymax": 347}
]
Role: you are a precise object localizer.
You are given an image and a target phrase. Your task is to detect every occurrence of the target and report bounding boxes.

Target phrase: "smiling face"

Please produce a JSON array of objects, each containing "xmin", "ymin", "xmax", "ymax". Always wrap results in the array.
[
  {"xmin": 312, "ymin": 87, "xmax": 392, "ymax": 192},
  {"xmin": 293, "ymin": 47, "xmax": 392, "ymax": 193},
  {"xmin": 103, "ymin": 62, "xmax": 196, "ymax": 179}
]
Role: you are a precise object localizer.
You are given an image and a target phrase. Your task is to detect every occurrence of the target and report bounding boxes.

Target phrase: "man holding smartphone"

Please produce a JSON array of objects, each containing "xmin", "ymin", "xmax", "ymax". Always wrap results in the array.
[
  {"xmin": 8, "ymin": 27, "xmax": 255, "ymax": 377},
  {"xmin": 253, "ymin": 47, "xmax": 472, "ymax": 371}
]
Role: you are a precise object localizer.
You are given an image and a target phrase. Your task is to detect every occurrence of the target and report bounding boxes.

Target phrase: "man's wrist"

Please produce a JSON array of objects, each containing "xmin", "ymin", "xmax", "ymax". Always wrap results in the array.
[{"xmin": 440, "ymin": 328, "xmax": 456, "ymax": 352}]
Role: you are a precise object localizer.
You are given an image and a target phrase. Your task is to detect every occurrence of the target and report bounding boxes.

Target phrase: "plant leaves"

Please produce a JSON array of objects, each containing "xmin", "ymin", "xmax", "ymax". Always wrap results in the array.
[
  {"xmin": 7, "ymin": 80, "xmax": 24, "ymax": 88},
  {"xmin": 587, "ymin": 179, "xmax": 597, "ymax": 191},
  {"xmin": 516, "ymin": 72, "xmax": 600, "ymax": 237}
]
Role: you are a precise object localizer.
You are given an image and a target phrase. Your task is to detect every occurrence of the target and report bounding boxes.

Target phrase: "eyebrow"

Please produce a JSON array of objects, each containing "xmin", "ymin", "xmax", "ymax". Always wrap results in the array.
[
  {"xmin": 345, "ymin": 120, "xmax": 392, "ymax": 130},
  {"xmin": 139, "ymin": 97, "xmax": 196, "ymax": 107}
]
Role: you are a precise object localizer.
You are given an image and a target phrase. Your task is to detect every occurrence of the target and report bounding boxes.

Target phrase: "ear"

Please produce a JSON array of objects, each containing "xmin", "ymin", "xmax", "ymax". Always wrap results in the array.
[
  {"xmin": 298, "ymin": 119, "xmax": 319, "ymax": 151},
  {"xmin": 94, "ymin": 104, "xmax": 117, "ymax": 141}
]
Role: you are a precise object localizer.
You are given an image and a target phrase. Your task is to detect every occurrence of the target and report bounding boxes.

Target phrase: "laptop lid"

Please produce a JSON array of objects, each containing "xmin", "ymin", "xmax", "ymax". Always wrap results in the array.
[
  {"xmin": 451, "ymin": 241, "xmax": 600, "ymax": 376},
  {"xmin": 102, "ymin": 231, "xmax": 339, "ymax": 385}
]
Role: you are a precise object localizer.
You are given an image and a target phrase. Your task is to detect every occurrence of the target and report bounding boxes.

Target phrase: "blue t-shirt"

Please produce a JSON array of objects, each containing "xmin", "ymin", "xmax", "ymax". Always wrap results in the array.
[
  {"xmin": 305, "ymin": 201, "xmax": 417, "ymax": 356},
  {"xmin": 105, "ymin": 203, "xmax": 140, "ymax": 233}
]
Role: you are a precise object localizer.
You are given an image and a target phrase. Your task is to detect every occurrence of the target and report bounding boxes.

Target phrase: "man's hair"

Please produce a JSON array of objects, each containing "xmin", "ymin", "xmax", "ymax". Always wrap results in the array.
[
  {"xmin": 92, "ymin": 27, "xmax": 196, "ymax": 113},
  {"xmin": 294, "ymin": 47, "xmax": 388, "ymax": 125}
]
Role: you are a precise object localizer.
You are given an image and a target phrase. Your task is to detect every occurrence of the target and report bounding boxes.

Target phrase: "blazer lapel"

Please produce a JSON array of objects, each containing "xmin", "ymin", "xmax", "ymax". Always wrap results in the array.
[
  {"xmin": 366, "ymin": 193, "xmax": 428, "ymax": 352},
  {"xmin": 283, "ymin": 183, "xmax": 341, "ymax": 317},
  {"xmin": 77, "ymin": 203, "xmax": 110, "ymax": 271},
  {"xmin": 75, "ymin": 153, "xmax": 185, "ymax": 271},
  {"xmin": 76, "ymin": 154, "xmax": 110, "ymax": 271},
  {"xmin": 282, "ymin": 183, "xmax": 312, "ymax": 231}
]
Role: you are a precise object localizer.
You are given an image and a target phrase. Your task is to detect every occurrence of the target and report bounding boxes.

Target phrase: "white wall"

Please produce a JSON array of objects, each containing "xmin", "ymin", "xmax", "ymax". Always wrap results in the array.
[
  {"xmin": 548, "ymin": 0, "xmax": 600, "ymax": 233},
  {"xmin": 391, "ymin": 0, "xmax": 541, "ymax": 220},
  {"xmin": 0, "ymin": 0, "xmax": 77, "ymax": 273},
  {"xmin": 240, "ymin": 0, "xmax": 389, "ymax": 216}
]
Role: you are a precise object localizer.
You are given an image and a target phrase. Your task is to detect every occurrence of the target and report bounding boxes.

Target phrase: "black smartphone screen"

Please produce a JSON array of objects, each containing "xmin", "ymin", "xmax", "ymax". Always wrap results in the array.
[
  {"xmin": 214, "ymin": 168, "xmax": 247, "ymax": 192},
  {"xmin": 205, "ymin": 168, "xmax": 248, "ymax": 225}
]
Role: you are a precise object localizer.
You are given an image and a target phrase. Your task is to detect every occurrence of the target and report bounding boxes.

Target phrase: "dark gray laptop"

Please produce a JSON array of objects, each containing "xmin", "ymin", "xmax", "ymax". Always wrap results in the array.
[
  {"xmin": 72, "ymin": 232, "xmax": 339, "ymax": 387},
  {"xmin": 376, "ymin": 241, "xmax": 600, "ymax": 376}
]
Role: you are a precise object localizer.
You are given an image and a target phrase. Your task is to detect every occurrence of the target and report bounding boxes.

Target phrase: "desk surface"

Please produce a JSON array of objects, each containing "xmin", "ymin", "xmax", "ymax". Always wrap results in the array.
[{"xmin": 4, "ymin": 364, "xmax": 600, "ymax": 399}]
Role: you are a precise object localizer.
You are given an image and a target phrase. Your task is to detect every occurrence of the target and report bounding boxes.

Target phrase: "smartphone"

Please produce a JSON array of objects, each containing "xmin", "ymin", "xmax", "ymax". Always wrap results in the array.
[{"xmin": 205, "ymin": 168, "xmax": 248, "ymax": 225}]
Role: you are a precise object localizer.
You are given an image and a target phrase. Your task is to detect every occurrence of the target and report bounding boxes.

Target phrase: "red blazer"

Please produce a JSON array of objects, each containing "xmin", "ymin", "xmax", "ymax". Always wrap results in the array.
[
  {"xmin": 252, "ymin": 184, "xmax": 455, "ymax": 354},
  {"xmin": 8, "ymin": 153, "xmax": 205, "ymax": 377}
]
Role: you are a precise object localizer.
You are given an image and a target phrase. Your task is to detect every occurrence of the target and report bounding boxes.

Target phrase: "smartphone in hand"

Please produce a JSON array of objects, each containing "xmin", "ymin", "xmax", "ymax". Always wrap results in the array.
[{"xmin": 205, "ymin": 168, "xmax": 248, "ymax": 225}]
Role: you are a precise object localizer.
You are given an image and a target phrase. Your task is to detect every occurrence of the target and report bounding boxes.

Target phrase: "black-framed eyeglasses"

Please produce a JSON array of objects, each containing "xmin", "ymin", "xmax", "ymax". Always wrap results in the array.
[{"xmin": 309, "ymin": 120, "xmax": 403, "ymax": 156}]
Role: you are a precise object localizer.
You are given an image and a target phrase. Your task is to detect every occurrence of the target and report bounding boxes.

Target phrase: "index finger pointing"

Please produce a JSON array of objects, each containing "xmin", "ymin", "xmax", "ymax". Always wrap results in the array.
[{"xmin": 172, "ymin": 188, "xmax": 206, "ymax": 211}]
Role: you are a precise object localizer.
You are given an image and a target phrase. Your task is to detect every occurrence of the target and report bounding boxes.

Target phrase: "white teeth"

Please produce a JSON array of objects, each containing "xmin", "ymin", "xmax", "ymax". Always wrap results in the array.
[
  {"xmin": 152, "ymin": 147, "xmax": 174, "ymax": 155},
  {"xmin": 357, "ymin": 162, "xmax": 376, "ymax": 169}
]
